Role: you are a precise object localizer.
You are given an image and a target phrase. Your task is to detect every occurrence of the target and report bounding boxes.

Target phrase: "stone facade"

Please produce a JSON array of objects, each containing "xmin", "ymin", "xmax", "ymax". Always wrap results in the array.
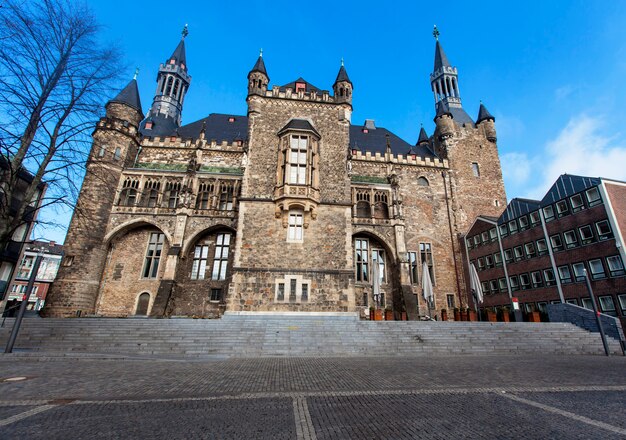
[{"xmin": 44, "ymin": 34, "xmax": 506, "ymax": 320}]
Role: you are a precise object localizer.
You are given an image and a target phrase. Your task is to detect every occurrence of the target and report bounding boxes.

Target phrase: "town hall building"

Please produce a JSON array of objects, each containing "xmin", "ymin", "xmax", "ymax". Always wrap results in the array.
[{"xmin": 43, "ymin": 28, "xmax": 507, "ymax": 320}]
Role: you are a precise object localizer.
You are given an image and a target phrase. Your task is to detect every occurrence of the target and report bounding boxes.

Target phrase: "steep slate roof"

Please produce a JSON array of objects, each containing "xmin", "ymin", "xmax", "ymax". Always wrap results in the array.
[
  {"xmin": 540, "ymin": 174, "xmax": 601, "ymax": 206},
  {"xmin": 498, "ymin": 198, "xmax": 541, "ymax": 224},
  {"xmin": 417, "ymin": 126, "xmax": 429, "ymax": 144},
  {"xmin": 249, "ymin": 55, "xmax": 268, "ymax": 78},
  {"xmin": 143, "ymin": 114, "xmax": 434, "ymax": 158},
  {"xmin": 434, "ymin": 40, "xmax": 451, "ymax": 71},
  {"xmin": 278, "ymin": 119, "xmax": 320, "ymax": 137},
  {"xmin": 169, "ymin": 39, "xmax": 187, "ymax": 67},
  {"xmin": 349, "ymin": 124, "xmax": 436, "ymax": 158},
  {"xmin": 334, "ymin": 65, "xmax": 352, "ymax": 85},
  {"xmin": 476, "ymin": 102, "xmax": 495, "ymax": 124},
  {"xmin": 279, "ymin": 78, "xmax": 325, "ymax": 93},
  {"xmin": 108, "ymin": 79, "xmax": 143, "ymax": 114},
  {"xmin": 176, "ymin": 113, "xmax": 248, "ymax": 143}
]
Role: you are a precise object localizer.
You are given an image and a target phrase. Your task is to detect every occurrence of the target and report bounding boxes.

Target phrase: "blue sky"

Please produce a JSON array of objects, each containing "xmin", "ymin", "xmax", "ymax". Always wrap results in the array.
[{"xmin": 37, "ymin": 0, "xmax": 626, "ymax": 243}]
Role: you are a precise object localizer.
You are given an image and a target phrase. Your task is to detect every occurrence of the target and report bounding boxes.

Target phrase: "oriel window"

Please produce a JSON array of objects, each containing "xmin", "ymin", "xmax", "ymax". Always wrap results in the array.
[{"xmin": 288, "ymin": 136, "xmax": 308, "ymax": 185}]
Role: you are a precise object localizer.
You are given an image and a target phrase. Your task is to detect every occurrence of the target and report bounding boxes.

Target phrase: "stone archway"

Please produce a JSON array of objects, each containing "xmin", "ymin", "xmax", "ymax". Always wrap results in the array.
[
  {"xmin": 352, "ymin": 231, "xmax": 400, "ymax": 318},
  {"xmin": 135, "ymin": 292, "xmax": 150, "ymax": 315}
]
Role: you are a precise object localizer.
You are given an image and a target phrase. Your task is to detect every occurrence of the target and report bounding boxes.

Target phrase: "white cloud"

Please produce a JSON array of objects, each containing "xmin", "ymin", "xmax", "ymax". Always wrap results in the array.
[{"xmin": 504, "ymin": 114, "xmax": 626, "ymax": 200}]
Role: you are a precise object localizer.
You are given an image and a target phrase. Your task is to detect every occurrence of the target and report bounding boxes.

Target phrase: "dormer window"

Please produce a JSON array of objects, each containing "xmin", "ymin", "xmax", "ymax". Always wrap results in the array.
[
  {"xmin": 180, "ymin": 63, "xmax": 185, "ymax": 70},
  {"xmin": 295, "ymin": 82, "xmax": 306, "ymax": 93},
  {"xmin": 145, "ymin": 121, "xmax": 153, "ymax": 130},
  {"xmin": 169, "ymin": 59, "xmax": 176, "ymax": 65},
  {"xmin": 362, "ymin": 129, "xmax": 368, "ymax": 134},
  {"xmin": 228, "ymin": 117, "xmax": 235, "ymax": 123}
]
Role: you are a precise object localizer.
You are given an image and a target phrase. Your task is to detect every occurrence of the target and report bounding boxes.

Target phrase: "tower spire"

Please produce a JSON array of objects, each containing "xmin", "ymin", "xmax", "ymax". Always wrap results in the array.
[
  {"xmin": 141, "ymin": 29, "xmax": 192, "ymax": 135},
  {"xmin": 430, "ymin": 27, "xmax": 461, "ymax": 110}
]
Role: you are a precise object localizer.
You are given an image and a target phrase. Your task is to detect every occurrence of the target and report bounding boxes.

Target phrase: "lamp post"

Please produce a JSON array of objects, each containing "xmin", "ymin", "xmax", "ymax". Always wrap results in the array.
[
  {"xmin": 583, "ymin": 268, "xmax": 610, "ymax": 357},
  {"xmin": 5, "ymin": 248, "xmax": 44, "ymax": 353}
]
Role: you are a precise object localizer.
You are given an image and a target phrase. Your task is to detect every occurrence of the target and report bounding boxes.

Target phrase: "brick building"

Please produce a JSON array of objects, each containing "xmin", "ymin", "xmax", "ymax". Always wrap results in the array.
[
  {"xmin": 44, "ymin": 28, "xmax": 506, "ymax": 319},
  {"xmin": 463, "ymin": 175, "xmax": 626, "ymax": 328}
]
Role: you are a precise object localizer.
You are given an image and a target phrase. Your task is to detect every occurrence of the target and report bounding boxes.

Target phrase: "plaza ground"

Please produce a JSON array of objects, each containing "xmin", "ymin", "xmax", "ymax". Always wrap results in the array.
[{"xmin": 0, "ymin": 354, "xmax": 624, "ymax": 439}]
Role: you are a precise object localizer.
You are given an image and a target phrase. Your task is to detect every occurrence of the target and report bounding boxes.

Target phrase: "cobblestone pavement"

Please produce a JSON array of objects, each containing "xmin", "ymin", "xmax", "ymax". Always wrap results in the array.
[{"xmin": 0, "ymin": 355, "xmax": 624, "ymax": 439}]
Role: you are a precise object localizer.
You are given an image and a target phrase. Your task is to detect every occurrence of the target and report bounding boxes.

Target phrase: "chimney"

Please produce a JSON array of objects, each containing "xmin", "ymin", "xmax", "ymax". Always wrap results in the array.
[{"xmin": 364, "ymin": 119, "xmax": 376, "ymax": 130}]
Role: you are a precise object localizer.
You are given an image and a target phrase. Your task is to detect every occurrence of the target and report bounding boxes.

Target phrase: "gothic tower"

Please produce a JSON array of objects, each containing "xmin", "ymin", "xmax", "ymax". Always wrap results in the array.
[
  {"xmin": 141, "ymin": 26, "xmax": 191, "ymax": 136},
  {"xmin": 333, "ymin": 59, "xmax": 353, "ymax": 106},
  {"xmin": 44, "ymin": 76, "xmax": 144, "ymax": 317},
  {"xmin": 247, "ymin": 50, "xmax": 269, "ymax": 96}
]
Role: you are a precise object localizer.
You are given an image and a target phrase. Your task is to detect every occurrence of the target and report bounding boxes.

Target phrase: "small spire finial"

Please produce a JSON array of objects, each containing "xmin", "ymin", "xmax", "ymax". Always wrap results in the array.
[
  {"xmin": 260, "ymin": 48, "xmax": 263, "ymax": 57},
  {"xmin": 433, "ymin": 25, "xmax": 440, "ymax": 40},
  {"xmin": 133, "ymin": 67, "xmax": 139, "ymax": 80},
  {"xmin": 341, "ymin": 57, "xmax": 344, "ymax": 67},
  {"xmin": 181, "ymin": 24, "xmax": 189, "ymax": 39}
]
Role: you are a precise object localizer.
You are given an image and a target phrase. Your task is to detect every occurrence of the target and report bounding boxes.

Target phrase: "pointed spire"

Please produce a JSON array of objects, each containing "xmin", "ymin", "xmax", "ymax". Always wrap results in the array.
[
  {"xmin": 417, "ymin": 125, "xmax": 429, "ymax": 145},
  {"xmin": 108, "ymin": 77, "xmax": 143, "ymax": 114},
  {"xmin": 476, "ymin": 101, "xmax": 495, "ymax": 124},
  {"xmin": 334, "ymin": 60, "xmax": 352, "ymax": 86},
  {"xmin": 249, "ymin": 50, "xmax": 268, "ymax": 79},
  {"xmin": 434, "ymin": 40, "xmax": 451, "ymax": 71}
]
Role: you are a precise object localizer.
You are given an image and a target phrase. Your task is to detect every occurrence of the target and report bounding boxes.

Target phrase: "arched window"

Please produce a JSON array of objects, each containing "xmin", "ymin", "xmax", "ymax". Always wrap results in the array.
[
  {"xmin": 97, "ymin": 145, "xmax": 106, "ymax": 157},
  {"xmin": 119, "ymin": 188, "xmax": 137, "ymax": 206},
  {"xmin": 373, "ymin": 192, "xmax": 389, "ymax": 219},
  {"xmin": 142, "ymin": 180, "xmax": 160, "ymax": 207},
  {"xmin": 165, "ymin": 76, "xmax": 174, "ymax": 95},
  {"xmin": 219, "ymin": 182, "xmax": 234, "ymax": 210},
  {"xmin": 417, "ymin": 177, "xmax": 429, "ymax": 187},
  {"xmin": 172, "ymin": 79, "xmax": 180, "ymax": 98},
  {"xmin": 114, "ymin": 147, "xmax": 121, "ymax": 160},
  {"xmin": 135, "ymin": 292, "xmax": 150, "ymax": 315},
  {"xmin": 196, "ymin": 181, "xmax": 215, "ymax": 210},
  {"xmin": 164, "ymin": 181, "xmax": 181, "ymax": 208}
]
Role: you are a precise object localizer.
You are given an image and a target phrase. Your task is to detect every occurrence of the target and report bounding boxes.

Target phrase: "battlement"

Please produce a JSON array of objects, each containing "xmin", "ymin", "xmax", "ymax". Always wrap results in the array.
[
  {"xmin": 352, "ymin": 150, "xmax": 448, "ymax": 168},
  {"xmin": 97, "ymin": 117, "xmax": 139, "ymax": 136},
  {"xmin": 140, "ymin": 136, "xmax": 245, "ymax": 151},
  {"xmin": 262, "ymin": 86, "xmax": 341, "ymax": 104}
]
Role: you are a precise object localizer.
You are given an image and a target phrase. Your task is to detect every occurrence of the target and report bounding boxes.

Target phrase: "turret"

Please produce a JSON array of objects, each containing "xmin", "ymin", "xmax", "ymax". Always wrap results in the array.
[
  {"xmin": 247, "ymin": 49, "xmax": 269, "ymax": 96},
  {"xmin": 476, "ymin": 102, "xmax": 496, "ymax": 142},
  {"xmin": 333, "ymin": 59, "xmax": 352, "ymax": 105},
  {"xmin": 141, "ymin": 25, "xmax": 191, "ymax": 136}
]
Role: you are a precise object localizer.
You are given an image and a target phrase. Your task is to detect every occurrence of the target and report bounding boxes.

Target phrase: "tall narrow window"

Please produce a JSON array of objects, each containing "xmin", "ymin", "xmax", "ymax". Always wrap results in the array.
[
  {"xmin": 211, "ymin": 233, "xmax": 231, "ymax": 280},
  {"xmin": 288, "ymin": 136, "xmax": 308, "ymax": 185},
  {"xmin": 408, "ymin": 251, "xmax": 419, "ymax": 284},
  {"xmin": 219, "ymin": 182, "xmax": 234, "ymax": 210},
  {"xmin": 289, "ymin": 279, "xmax": 297, "ymax": 302},
  {"xmin": 143, "ymin": 233, "xmax": 164, "ymax": 278},
  {"xmin": 420, "ymin": 242, "xmax": 434, "ymax": 283},
  {"xmin": 471, "ymin": 162, "xmax": 480, "ymax": 177},
  {"xmin": 287, "ymin": 210, "xmax": 303, "ymax": 242},
  {"xmin": 372, "ymin": 249, "xmax": 386, "ymax": 283},
  {"xmin": 355, "ymin": 239, "xmax": 369, "ymax": 282},
  {"xmin": 196, "ymin": 182, "xmax": 214, "ymax": 210},
  {"xmin": 191, "ymin": 245, "xmax": 209, "ymax": 280},
  {"xmin": 114, "ymin": 147, "xmax": 121, "ymax": 160},
  {"xmin": 165, "ymin": 182, "xmax": 181, "ymax": 208},
  {"xmin": 98, "ymin": 145, "xmax": 106, "ymax": 157}
]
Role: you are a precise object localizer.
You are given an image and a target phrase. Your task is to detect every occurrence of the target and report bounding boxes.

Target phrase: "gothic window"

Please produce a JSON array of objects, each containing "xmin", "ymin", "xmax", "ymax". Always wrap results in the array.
[
  {"xmin": 420, "ymin": 242, "xmax": 434, "ymax": 284},
  {"xmin": 417, "ymin": 177, "xmax": 429, "ymax": 186},
  {"xmin": 211, "ymin": 233, "xmax": 231, "ymax": 280},
  {"xmin": 164, "ymin": 181, "xmax": 181, "ymax": 208},
  {"xmin": 142, "ymin": 233, "xmax": 164, "ymax": 279},
  {"xmin": 191, "ymin": 245, "xmax": 209, "ymax": 280},
  {"xmin": 287, "ymin": 135, "xmax": 308, "ymax": 185},
  {"xmin": 218, "ymin": 182, "xmax": 234, "ymax": 210},
  {"xmin": 287, "ymin": 210, "xmax": 304, "ymax": 242},
  {"xmin": 373, "ymin": 192, "xmax": 389, "ymax": 219},
  {"xmin": 355, "ymin": 239, "xmax": 369, "ymax": 282},
  {"xmin": 142, "ymin": 180, "xmax": 160, "ymax": 207},
  {"xmin": 165, "ymin": 76, "xmax": 173, "ymax": 95},
  {"xmin": 196, "ymin": 181, "xmax": 214, "ymax": 209},
  {"xmin": 355, "ymin": 190, "xmax": 371, "ymax": 218},
  {"xmin": 118, "ymin": 178, "xmax": 139, "ymax": 206},
  {"xmin": 172, "ymin": 79, "xmax": 180, "ymax": 98}
]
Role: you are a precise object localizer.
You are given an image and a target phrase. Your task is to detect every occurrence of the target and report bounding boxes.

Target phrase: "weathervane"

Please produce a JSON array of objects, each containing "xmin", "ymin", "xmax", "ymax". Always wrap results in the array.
[
  {"xmin": 182, "ymin": 23, "xmax": 189, "ymax": 39},
  {"xmin": 433, "ymin": 25, "xmax": 440, "ymax": 40},
  {"xmin": 341, "ymin": 57, "xmax": 344, "ymax": 67},
  {"xmin": 133, "ymin": 67, "xmax": 139, "ymax": 80},
  {"xmin": 260, "ymin": 48, "xmax": 263, "ymax": 57}
]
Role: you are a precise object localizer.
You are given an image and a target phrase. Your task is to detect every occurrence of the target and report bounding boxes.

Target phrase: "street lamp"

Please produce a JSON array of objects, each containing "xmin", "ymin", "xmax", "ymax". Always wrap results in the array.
[{"xmin": 4, "ymin": 246, "xmax": 45, "ymax": 353}]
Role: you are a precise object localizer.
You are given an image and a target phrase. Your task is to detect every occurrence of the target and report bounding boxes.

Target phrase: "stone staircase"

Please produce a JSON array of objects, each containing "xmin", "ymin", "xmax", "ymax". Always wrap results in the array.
[{"xmin": 0, "ymin": 313, "xmax": 623, "ymax": 358}]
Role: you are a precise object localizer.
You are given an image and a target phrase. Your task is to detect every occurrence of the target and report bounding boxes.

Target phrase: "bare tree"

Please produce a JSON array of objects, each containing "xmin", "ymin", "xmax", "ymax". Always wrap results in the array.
[{"xmin": 0, "ymin": 0, "xmax": 123, "ymax": 249}]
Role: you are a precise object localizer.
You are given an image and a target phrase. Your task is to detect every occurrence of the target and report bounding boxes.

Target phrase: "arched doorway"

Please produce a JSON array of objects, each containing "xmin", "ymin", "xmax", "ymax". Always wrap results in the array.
[
  {"xmin": 135, "ymin": 292, "xmax": 150, "ymax": 315},
  {"xmin": 353, "ymin": 232, "xmax": 399, "ymax": 317}
]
